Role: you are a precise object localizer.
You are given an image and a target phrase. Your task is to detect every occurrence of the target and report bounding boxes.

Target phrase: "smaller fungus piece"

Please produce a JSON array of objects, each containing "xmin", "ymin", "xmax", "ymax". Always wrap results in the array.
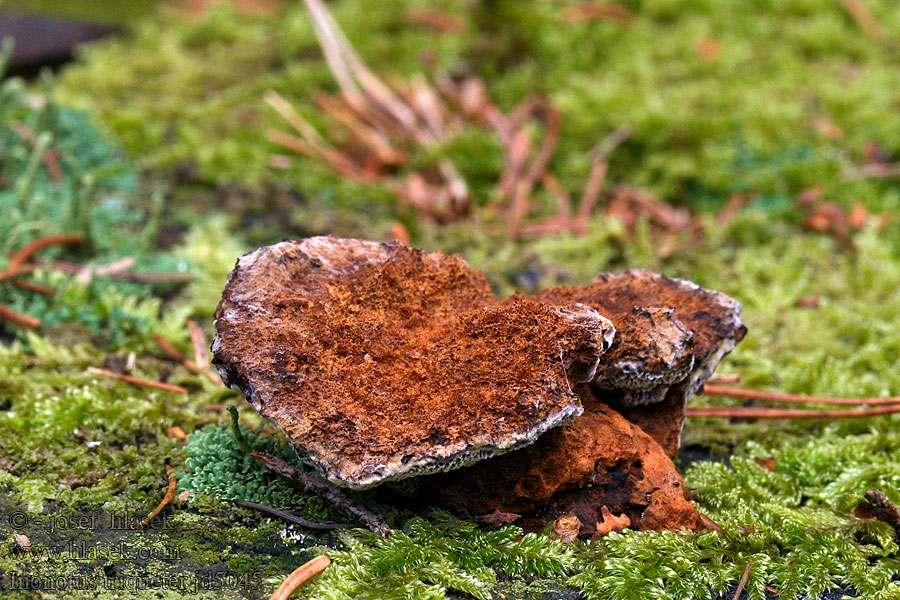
[
  {"xmin": 537, "ymin": 269, "xmax": 746, "ymax": 456},
  {"xmin": 214, "ymin": 238, "xmax": 614, "ymax": 488},
  {"xmin": 594, "ymin": 506, "xmax": 631, "ymax": 537},
  {"xmin": 414, "ymin": 387, "xmax": 705, "ymax": 535}
]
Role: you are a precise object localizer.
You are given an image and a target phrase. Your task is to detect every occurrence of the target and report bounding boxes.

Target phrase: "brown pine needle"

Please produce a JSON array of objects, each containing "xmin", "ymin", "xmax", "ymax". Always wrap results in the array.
[
  {"xmin": 839, "ymin": 0, "xmax": 883, "ymax": 40},
  {"xmin": 702, "ymin": 384, "xmax": 900, "ymax": 406},
  {"xmin": 11, "ymin": 279, "xmax": 55, "ymax": 296},
  {"xmin": 269, "ymin": 555, "xmax": 330, "ymax": 600},
  {"xmin": 687, "ymin": 404, "xmax": 900, "ymax": 419},
  {"xmin": 87, "ymin": 367, "xmax": 187, "ymax": 395},
  {"xmin": 732, "ymin": 561, "xmax": 752, "ymax": 600},
  {"xmin": 8, "ymin": 234, "xmax": 84, "ymax": 270},
  {"xmin": 141, "ymin": 461, "xmax": 177, "ymax": 528},
  {"xmin": 0, "ymin": 264, "xmax": 37, "ymax": 282},
  {"xmin": 0, "ymin": 303, "xmax": 41, "ymax": 329},
  {"xmin": 154, "ymin": 334, "xmax": 222, "ymax": 386}
]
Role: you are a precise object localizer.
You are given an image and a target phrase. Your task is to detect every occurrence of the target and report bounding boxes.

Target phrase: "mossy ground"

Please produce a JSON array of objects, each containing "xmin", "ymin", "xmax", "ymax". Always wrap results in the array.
[{"xmin": 4, "ymin": 1, "xmax": 900, "ymax": 599}]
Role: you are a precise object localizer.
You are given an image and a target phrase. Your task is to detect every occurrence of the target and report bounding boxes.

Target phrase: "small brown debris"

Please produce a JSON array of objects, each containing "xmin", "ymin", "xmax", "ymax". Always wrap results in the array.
[
  {"xmin": 560, "ymin": 2, "xmax": 634, "ymax": 24},
  {"xmin": 795, "ymin": 295, "xmax": 820, "ymax": 309},
  {"xmin": 696, "ymin": 37, "xmax": 722, "ymax": 60},
  {"xmin": 478, "ymin": 510, "xmax": 521, "ymax": 527},
  {"xmin": 594, "ymin": 506, "xmax": 631, "ymax": 537},
  {"xmin": 699, "ymin": 513, "xmax": 724, "ymax": 535},
  {"xmin": 849, "ymin": 202, "xmax": 869, "ymax": 229},
  {"xmin": 167, "ymin": 426, "xmax": 187, "ymax": 440},
  {"xmin": 854, "ymin": 489, "xmax": 900, "ymax": 540},
  {"xmin": 141, "ymin": 461, "xmax": 177, "ymax": 529},
  {"xmin": 550, "ymin": 513, "xmax": 582, "ymax": 543},
  {"xmin": 755, "ymin": 456, "xmax": 776, "ymax": 472},
  {"xmin": 407, "ymin": 8, "xmax": 466, "ymax": 33},
  {"xmin": 839, "ymin": 0, "xmax": 883, "ymax": 40},
  {"xmin": 269, "ymin": 555, "xmax": 330, "ymax": 600},
  {"xmin": 177, "ymin": 490, "xmax": 191, "ymax": 501},
  {"xmin": 13, "ymin": 534, "xmax": 31, "ymax": 552}
]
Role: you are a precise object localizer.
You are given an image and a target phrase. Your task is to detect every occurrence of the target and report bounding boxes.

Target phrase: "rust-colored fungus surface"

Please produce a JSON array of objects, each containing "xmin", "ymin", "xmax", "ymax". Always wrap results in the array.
[
  {"xmin": 412, "ymin": 385, "xmax": 705, "ymax": 534},
  {"xmin": 215, "ymin": 237, "xmax": 745, "ymax": 534},
  {"xmin": 537, "ymin": 270, "xmax": 746, "ymax": 456},
  {"xmin": 213, "ymin": 238, "xmax": 614, "ymax": 488}
]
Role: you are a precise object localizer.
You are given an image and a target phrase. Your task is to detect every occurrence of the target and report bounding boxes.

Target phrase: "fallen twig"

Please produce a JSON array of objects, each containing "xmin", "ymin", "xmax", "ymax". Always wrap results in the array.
[
  {"xmin": 251, "ymin": 450, "xmax": 391, "ymax": 537},
  {"xmin": 87, "ymin": 367, "xmax": 188, "ymax": 395},
  {"xmin": 269, "ymin": 555, "xmax": 330, "ymax": 600},
  {"xmin": 686, "ymin": 404, "xmax": 900, "ymax": 419},
  {"xmin": 701, "ymin": 384, "xmax": 900, "ymax": 406},
  {"xmin": 141, "ymin": 461, "xmax": 177, "ymax": 528},
  {"xmin": 234, "ymin": 499, "xmax": 347, "ymax": 530}
]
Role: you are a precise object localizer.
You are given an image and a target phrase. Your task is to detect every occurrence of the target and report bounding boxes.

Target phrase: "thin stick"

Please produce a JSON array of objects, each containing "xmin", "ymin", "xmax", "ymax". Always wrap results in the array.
[
  {"xmin": 0, "ymin": 304, "xmax": 41, "ymax": 329},
  {"xmin": 701, "ymin": 384, "xmax": 900, "ymax": 406},
  {"xmin": 141, "ymin": 461, "xmax": 177, "ymax": 528},
  {"xmin": 732, "ymin": 561, "xmax": 752, "ymax": 600},
  {"xmin": 8, "ymin": 234, "xmax": 84, "ymax": 270},
  {"xmin": 11, "ymin": 279, "xmax": 55, "ymax": 296},
  {"xmin": 251, "ymin": 451, "xmax": 390, "ymax": 537},
  {"xmin": 87, "ymin": 367, "xmax": 187, "ymax": 395},
  {"xmin": 686, "ymin": 404, "xmax": 900, "ymax": 419},
  {"xmin": 269, "ymin": 555, "xmax": 330, "ymax": 600},
  {"xmin": 234, "ymin": 499, "xmax": 346, "ymax": 530}
]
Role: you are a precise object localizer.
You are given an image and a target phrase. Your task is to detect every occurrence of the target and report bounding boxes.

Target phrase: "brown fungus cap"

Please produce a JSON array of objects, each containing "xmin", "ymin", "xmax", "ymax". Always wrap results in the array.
[
  {"xmin": 536, "ymin": 269, "xmax": 746, "ymax": 456},
  {"xmin": 212, "ymin": 237, "xmax": 614, "ymax": 488}
]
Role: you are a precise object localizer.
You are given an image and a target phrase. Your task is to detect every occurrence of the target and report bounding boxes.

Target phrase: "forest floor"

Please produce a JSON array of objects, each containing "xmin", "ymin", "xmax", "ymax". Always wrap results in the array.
[{"xmin": 4, "ymin": 1, "xmax": 900, "ymax": 599}]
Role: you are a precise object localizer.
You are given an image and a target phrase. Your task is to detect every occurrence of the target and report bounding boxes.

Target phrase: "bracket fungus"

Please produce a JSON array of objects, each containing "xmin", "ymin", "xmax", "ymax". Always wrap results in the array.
[
  {"xmin": 213, "ymin": 237, "xmax": 614, "ymax": 488},
  {"xmin": 213, "ymin": 237, "xmax": 745, "ymax": 535}
]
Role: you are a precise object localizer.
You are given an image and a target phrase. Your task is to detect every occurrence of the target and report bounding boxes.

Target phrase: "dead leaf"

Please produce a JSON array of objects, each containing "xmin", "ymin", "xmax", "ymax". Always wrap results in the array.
[
  {"xmin": 478, "ymin": 509, "xmax": 521, "ymax": 526},
  {"xmin": 14, "ymin": 534, "xmax": 30, "ymax": 551},
  {"xmin": 594, "ymin": 506, "xmax": 630, "ymax": 537},
  {"xmin": 167, "ymin": 426, "xmax": 187, "ymax": 440},
  {"xmin": 550, "ymin": 513, "xmax": 582, "ymax": 543}
]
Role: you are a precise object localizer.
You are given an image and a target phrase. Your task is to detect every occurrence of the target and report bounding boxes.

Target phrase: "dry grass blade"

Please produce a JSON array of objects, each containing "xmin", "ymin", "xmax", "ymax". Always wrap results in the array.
[
  {"xmin": 269, "ymin": 555, "xmax": 331, "ymax": 600},
  {"xmin": 701, "ymin": 384, "xmax": 900, "ymax": 406},
  {"xmin": 87, "ymin": 367, "xmax": 188, "ymax": 395}
]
